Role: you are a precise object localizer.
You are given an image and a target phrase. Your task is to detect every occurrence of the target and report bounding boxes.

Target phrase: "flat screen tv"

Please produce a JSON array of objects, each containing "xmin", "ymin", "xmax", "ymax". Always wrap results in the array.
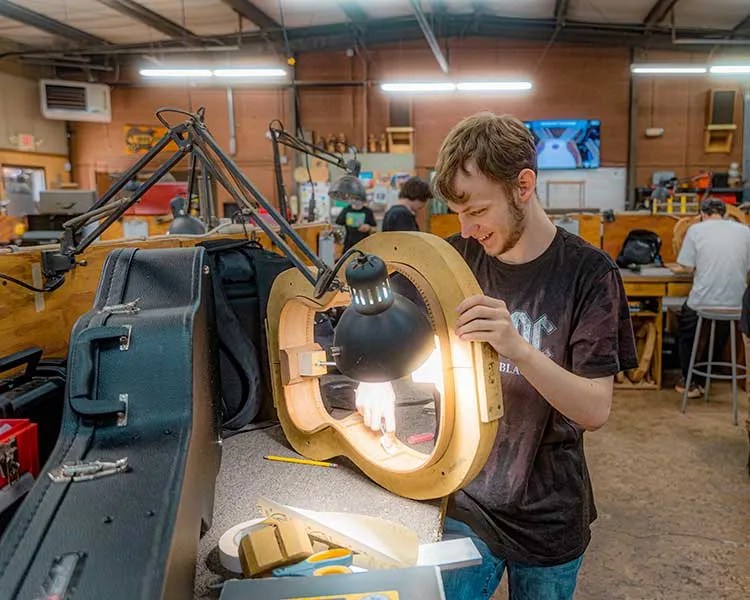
[{"xmin": 524, "ymin": 119, "xmax": 601, "ymax": 170}]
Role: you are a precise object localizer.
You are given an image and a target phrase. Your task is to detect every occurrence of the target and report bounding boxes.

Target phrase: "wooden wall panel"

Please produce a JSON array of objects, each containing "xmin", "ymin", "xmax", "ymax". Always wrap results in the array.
[
  {"xmin": 634, "ymin": 50, "xmax": 744, "ymax": 186},
  {"xmin": 352, "ymin": 42, "xmax": 630, "ymax": 172},
  {"xmin": 68, "ymin": 41, "xmax": 748, "ymax": 208},
  {"xmin": 299, "ymin": 88, "xmax": 359, "ymax": 148},
  {"xmin": 69, "ymin": 85, "xmax": 289, "ymax": 206}
]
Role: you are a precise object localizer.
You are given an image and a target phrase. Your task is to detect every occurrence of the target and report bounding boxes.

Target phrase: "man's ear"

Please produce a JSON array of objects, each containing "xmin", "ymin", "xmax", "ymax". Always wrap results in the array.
[{"xmin": 517, "ymin": 169, "xmax": 537, "ymax": 203}]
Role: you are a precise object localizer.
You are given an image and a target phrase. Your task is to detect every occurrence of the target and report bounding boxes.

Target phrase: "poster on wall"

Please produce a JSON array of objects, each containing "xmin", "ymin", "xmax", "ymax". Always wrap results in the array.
[{"xmin": 124, "ymin": 124, "xmax": 179, "ymax": 154}]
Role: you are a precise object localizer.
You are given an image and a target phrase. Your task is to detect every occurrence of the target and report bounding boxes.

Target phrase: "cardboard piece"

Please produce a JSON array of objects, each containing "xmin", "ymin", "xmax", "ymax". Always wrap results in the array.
[
  {"xmin": 237, "ymin": 518, "xmax": 313, "ymax": 576},
  {"xmin": 257, "ymin": 497, "xmax": 419, "ymax": 570}
]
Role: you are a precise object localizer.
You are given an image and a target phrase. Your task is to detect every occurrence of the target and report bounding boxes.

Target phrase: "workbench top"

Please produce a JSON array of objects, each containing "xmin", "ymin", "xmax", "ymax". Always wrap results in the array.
[{"xmin": 194, "ymin": 425, "xmax": 443, "ymax": 598}]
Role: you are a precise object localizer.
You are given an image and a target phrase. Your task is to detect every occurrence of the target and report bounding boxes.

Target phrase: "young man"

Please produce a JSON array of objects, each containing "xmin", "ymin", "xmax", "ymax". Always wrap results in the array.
[
  {"xmin": 427, "ymin": 113, "xmax": 637, "ymax": 599},
  {"xmin": 675, "ymin": 197, "xmax": 750, "ymax": 398},
  {"xmin": 382, "ymin": 176, "xmax": 432, "ymax": 232},
  {"xmin": 333, "ymin": 176, "xmax": 376, "ymax": 252}
]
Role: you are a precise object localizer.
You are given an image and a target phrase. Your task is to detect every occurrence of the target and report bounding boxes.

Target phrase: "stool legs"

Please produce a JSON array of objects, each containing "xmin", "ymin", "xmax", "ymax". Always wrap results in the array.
[
  {"xmin": 705, "ymin": 319, "xmax": 717, "ymax": 402},
  {"xmin": 730, "ymin": 324, "xmax": 738, "ymax": 426},
  {"xmin": 682, "ymin": 315, "xmax": 703, "ymax": 413}
]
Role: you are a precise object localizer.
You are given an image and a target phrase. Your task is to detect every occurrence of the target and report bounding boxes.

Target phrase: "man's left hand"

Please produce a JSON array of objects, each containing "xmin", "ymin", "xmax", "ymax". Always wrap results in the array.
[{"xmin": 455, "ymin": 295, "xmax": 529, "ymax": 362}]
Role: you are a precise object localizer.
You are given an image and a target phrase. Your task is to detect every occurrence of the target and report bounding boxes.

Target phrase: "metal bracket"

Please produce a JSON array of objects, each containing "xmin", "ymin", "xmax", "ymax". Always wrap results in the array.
[
  {"xmin": 119, "ymin": 324, "xmax": 132, "ymax": 351},
  {"xmin": 99, "ymin": 298, "xmax": 141, "ymax": 315},
  {"xmin": 117, "ymin": 393, "xmax": 128, "ymax": 427},
  {"xmin": 48, "ymin": 457, "xmax": 129, "ymax": 483},
  {"xmin": 0, "ymin": 437, "xmax": 20, "ymax": 485}
]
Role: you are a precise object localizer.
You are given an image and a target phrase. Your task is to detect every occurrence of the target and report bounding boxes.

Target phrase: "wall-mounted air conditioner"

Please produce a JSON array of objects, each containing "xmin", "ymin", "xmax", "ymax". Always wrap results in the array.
[{"xmin": 39, "ymin": 79, "xmax": 111, "ymax": 123}]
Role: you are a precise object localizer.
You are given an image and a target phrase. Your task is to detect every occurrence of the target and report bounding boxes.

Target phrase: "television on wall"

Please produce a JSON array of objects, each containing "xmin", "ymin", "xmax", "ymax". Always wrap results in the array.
[{"xmin": 524, "ymin": 119, "xmax": 601, "ymax": 170}]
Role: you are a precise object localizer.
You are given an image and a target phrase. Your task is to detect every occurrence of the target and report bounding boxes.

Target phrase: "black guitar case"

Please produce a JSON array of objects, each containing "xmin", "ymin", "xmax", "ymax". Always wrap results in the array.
[{"xmin": 0, "ymin": 246, "xmax": 221, "ymax": 599}]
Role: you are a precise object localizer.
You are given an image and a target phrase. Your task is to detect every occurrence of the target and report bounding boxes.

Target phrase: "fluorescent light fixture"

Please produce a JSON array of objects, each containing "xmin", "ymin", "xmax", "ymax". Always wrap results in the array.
[
  {"xmin": 630, "ymin": 64, "xmax": 707, "ymax": 74},
  {"xmin": 213, "ymin": 68, "xmax": 287, "ymax": 77},
  {"xmin": 710, "ymin": 65, "xmax": 750, "ymax": 74},
  {"xmin": 380, "ymin": 82, "xmax": 456, "ymax": 92},
  {"xmin": 456, "ymin": 81, "xmax": 532, "ymax": 91},
  {"xmin": 139, "ymin": 68, "xmax": 212, "ymax": 77}
]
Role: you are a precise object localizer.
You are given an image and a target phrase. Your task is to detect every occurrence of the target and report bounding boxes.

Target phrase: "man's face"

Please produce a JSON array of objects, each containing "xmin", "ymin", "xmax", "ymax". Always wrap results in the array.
[{"xmin": 447, "ymin": 163, "xmax": 527, "ymax": 257}]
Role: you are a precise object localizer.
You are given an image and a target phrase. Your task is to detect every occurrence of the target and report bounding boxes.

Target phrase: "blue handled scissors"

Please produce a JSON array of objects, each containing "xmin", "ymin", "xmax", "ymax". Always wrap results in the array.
[{"xmin": 272, "ymin": 548, "xmax": 353, "ymax": 577}]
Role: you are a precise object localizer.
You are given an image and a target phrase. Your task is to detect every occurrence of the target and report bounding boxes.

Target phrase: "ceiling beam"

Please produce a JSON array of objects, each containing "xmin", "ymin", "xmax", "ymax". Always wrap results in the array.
[
  {"xmin": 730, "ymin": 13, "xmax": 750, "ymax": 37},
  {"xmin": 96, "ymin": 0, "xmax": 200, "ymax": 41},
  {"xmin": 554, "ymin": 0, "xmax": 569, "ymax": 27},
  {"xmin": 9, "ymin": 15, "xmax": 750, "ymax": 61},
  {"xmin": 410, "ymin": 0, "xmax": 449, "ymax": 73},
  {"xmin": 219, "ymin": 0, "xmax": 280, "ymax": 31},
  {"xmin": 337, "ymin": 1, "xmax": 367, "ymax": 25},
  {"xmin": 0, "ymin": 0, "xmax": 108, "ymax": 45},
  {"xmin": 643, "ymin": 0, "xmax": 681, "ymax": 28}
]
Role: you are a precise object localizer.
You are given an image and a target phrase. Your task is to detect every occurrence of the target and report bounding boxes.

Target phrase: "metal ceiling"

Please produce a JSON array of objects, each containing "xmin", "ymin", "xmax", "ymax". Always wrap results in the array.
[{"xmin": 0, "ymin": 0, "xmax": 749, "ymax": 75}]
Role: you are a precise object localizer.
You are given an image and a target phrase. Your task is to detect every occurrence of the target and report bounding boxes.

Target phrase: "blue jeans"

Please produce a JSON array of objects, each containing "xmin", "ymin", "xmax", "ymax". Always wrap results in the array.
[{"xmin": 441, "ymin": 518, "xmax": 583, "ymax": 600}]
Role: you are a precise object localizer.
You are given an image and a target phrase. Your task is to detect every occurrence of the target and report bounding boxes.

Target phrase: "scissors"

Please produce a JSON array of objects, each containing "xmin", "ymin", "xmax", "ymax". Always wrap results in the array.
[{"xmin": 272, "ymin": 548, "xmax": 353, "ymax": 577}]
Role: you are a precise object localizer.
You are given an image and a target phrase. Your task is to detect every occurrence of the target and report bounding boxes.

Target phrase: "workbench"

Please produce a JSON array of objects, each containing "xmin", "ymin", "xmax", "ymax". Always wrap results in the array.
[
  {"xmin": 619, "ymin": 267, "xmax": 692, "ymax": 389},
  {"xmin": 194, "ymin": 424, "xmax": 443, "ymax": 598}
]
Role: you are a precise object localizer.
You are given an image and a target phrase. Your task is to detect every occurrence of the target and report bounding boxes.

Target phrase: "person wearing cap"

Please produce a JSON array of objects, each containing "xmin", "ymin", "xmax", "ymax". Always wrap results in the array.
[
  {"xmin": 332, "ymin": 175, "xmax": 376, "ymax": 252},
  {"xmin": 675, "ymin": 197, "xmax": 750, "ymax": 398},
  {"xmin": 382, "ymin": 176, "xmax": 433, "ymax": 232}
]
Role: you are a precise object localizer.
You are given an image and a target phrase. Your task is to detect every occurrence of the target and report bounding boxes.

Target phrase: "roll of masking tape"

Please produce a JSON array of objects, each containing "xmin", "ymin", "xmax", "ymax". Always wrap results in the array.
[{"xmin": 218, "ymin": 518, "xmax": 266, "ymax": 573}]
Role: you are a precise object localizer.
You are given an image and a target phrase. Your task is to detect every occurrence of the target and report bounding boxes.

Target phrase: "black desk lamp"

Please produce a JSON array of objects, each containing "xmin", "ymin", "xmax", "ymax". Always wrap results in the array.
[
  {"xmin": 39, "ymin": 108, "xmax": 432, "ymax": 384},
  {"xmin": 167, "ymin": 196, "xmax": 207, "ymax": 235}
]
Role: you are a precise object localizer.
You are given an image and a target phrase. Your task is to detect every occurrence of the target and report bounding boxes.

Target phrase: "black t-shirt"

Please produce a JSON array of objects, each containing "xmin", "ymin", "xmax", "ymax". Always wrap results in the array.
[
  {"xmin": 382, "ymin": 205, "xmax": 419, "ymax": 232},
  {"xmin": 447, "ymin": 228, "xmax": 637, "ymax": 566},
  {"xmin": 742, "ymin": 285, "xmax": 750, "ymax": 335},
  {"xmin": 335, "ymin": 205, "xmax": 376, "ymax": 251}
]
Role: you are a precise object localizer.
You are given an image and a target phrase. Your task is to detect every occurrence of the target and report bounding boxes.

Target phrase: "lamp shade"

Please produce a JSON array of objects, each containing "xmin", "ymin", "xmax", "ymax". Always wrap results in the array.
[
  {"xmin": 168, "ymin": 215, "xmax": 207, "ymax": 235},
  {"xmin": 332, "ymin": 254, "xmax": 433, "ymax": 382},
  {"xmin": 167, "ymin": 195, "xmax": 207, "ymax": 235},
  {"xmin": 329, "ymin": 175, "xmax": 366, "ymax": 203}
]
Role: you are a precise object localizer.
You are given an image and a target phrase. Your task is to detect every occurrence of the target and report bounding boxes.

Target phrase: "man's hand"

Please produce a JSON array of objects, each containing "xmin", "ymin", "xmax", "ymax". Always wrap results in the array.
[
  {"xmin": 455, "ymin": 295, "xmax": 529, "ymax": 362},
  {"xmin": 355, "ymin": 381, "xmax": 396, "ymax": 433},
  {"xmin": 357, "ymin": 224, "xmax": 371, "ymax": 233}
]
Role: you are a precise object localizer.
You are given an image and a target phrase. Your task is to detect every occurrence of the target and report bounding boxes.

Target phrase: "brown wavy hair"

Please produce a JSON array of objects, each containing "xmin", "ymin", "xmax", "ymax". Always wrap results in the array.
[
  {"xmin": 399, "ymin": 176, "xmax": 432, "ymax": 202},
  {"xmin": 432, "ymin": 112, "xmax": 537, "ymax": 204}
]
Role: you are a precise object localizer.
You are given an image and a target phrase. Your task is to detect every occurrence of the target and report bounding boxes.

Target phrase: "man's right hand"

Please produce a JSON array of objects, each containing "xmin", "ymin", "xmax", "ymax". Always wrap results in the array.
[{"xmin": 355, "ymin": 381, "xmax": 396, "ymax": 433}]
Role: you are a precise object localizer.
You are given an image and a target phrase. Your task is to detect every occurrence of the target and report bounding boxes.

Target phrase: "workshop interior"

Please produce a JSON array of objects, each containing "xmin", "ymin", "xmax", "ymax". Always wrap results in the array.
[{"xmin": 0, "ymin": 1, "xmax": 749, "ymax": 599}]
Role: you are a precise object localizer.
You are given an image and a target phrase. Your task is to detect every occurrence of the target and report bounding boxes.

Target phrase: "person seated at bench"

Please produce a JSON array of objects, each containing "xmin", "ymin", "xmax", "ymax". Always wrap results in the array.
[{"xmin": 675, "ymin": 198, "xmax": 750, "ymax": 398}]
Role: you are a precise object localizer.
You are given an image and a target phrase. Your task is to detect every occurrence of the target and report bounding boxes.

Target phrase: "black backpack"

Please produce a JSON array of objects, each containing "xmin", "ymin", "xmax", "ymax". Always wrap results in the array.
[
  {"xmin": 616, "ymin": 229, "xmax": 663, "ymax": 268},
  {"xmin": 199, "ymin": 239, "xmax": 293, "ymax": 429}
]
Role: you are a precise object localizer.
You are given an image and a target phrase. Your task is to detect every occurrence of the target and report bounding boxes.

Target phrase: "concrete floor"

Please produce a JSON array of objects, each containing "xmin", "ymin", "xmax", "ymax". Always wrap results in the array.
[{"xmin": 492, "ymin": 380, "xmax": 750, "ymax": 599}]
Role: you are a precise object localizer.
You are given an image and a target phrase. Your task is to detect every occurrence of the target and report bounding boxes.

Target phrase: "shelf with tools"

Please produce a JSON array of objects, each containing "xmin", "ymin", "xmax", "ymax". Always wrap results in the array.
[{"xmin": 616, "ymin": 298, "xmax": 663, "ymax": 390}]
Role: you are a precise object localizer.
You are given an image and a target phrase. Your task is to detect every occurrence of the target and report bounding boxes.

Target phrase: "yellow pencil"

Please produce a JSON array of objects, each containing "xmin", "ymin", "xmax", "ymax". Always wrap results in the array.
[{"xmin": 264, "ymin": 455, "xmax": 338, "ymax": 468}]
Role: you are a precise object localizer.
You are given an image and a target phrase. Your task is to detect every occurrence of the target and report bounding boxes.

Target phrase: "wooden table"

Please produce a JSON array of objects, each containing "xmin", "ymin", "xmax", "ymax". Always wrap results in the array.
[
  {"xmin": 619, "ymin": 267, "xmax": 692, "ymax": 389},
  {"xmin": 0, "ymin": 223, "xmax": 327, "ymax": 360}
]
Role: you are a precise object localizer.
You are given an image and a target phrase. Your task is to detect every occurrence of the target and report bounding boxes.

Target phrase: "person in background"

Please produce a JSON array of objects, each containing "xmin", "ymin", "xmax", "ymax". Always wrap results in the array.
[
  {"xmin": 356, "ymin": 112, "xmax": 637, "ymax": 600},
  {"xmin": 382, "ymin": 176, "xmax": 432, "ymax": 232},
  {"xmin": 332, "ymin": 175, "xmax": 376, "ymax": 252},
  {"xmin": 675, "ymin": 198, "xmax": 750, "ymax": 399}
]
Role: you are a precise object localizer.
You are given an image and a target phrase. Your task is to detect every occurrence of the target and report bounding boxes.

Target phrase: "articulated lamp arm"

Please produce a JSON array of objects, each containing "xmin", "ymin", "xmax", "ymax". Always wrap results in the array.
[
  {"xmin": 38, "ymin": 107, "xmax": 434, "ymax": 385},
  {"xmin": 40, "ymin": 107, "xmax": 341, "ymax": 294}
]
